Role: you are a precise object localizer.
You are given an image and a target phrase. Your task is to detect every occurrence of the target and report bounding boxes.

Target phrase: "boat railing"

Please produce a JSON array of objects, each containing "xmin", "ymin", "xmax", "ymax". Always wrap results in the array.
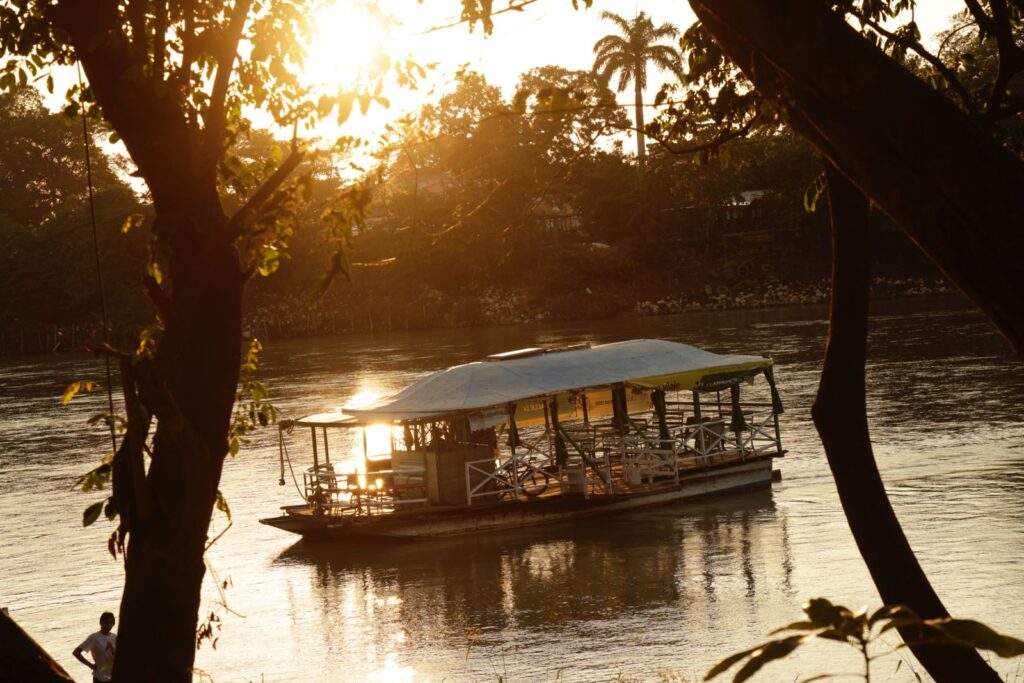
[
  {"xmin": 736, "ymin": 412, "xmax": 781, "ymax": 456},
  {"xmin": 679, "ymin": 418, "xmax": 729, "ymax": 463},
  {"xmin": 304, "ymin": 464, "xmax": 430, "ymax": 516},
  {"xmin": 624, "ymin": 438, "xmax": 680, "ymax": 486},
  {"xmin": 465, "ymin": 450, "xmax": 563, "ymax": 505},
  {"xmin": 677, "ymin": 412, "xmax": 780, "ymax": 466}
]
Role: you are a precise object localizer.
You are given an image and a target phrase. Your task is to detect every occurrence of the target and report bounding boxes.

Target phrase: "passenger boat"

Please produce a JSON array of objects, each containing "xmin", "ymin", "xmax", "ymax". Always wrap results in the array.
[{"xmin": 260, "ymin": 339, "xmax": 786, "ymax": 540}]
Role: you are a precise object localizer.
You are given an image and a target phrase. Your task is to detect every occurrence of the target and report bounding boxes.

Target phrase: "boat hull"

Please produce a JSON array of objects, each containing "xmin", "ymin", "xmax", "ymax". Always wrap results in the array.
[{"xmin": 260, "ymin": 457, "xmax": 777, "ymax": 541}]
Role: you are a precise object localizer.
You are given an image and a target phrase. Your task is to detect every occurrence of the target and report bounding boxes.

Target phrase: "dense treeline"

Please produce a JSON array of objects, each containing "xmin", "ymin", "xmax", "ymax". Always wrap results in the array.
[
  {"xmin": 0, "ymin": 88, "xmax": 151, "ymax": 354},
  {"xmin": 0, "ymin": 70, "xmax": 937, "ymax": 353},
  {"xmin": 246, "ymin": 68, "xmax": 937, "ymax": 337}
]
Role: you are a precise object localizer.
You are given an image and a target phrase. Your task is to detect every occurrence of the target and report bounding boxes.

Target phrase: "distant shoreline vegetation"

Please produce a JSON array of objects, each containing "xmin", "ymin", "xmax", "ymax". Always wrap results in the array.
[{"xmin": 0, "ymin": 277, "xmax": 959, "ymax": 356}]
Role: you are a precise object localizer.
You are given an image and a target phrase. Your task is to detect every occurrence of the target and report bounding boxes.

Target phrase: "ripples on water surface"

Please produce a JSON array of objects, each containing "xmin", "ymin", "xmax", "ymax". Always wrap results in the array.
[{"xmin": 2, "ymin": 298, "xmax": 1024, "ymax": 682}]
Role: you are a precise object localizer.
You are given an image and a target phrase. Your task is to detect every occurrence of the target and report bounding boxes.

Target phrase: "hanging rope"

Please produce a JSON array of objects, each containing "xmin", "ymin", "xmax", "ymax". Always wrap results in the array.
[{"xmin": 77, "ymin": 64, "xmax": 118, "ymax": 453}]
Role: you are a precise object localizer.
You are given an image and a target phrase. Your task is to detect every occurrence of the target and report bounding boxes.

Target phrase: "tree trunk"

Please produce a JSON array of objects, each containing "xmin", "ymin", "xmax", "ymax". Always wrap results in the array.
[
  {"xmin": 634, "ymin": 76, "xmax": 646, "ymax": 173},
  {"xmin": 811, "ymin": 163, "xmax": 999, "ymax": 681},
  {"xmin": 112, "ymin": 200, "xmax": 242, "ymax": 681},
  {"xmin": 690, "ymin": 0, "xmax": 1024, "ymax": 354}
]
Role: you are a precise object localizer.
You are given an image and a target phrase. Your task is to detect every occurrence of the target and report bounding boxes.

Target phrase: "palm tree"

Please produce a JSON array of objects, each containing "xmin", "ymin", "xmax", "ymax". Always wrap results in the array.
[{"xmin": 593, "ymin": 11, "xmax": 684, "ymax": 173}]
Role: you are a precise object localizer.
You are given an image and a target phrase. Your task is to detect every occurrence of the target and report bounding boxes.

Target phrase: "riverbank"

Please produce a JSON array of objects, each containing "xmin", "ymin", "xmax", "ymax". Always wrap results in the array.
[
  {"xmin": 0, "ymin": 276, "xmax": 957, "ymax": 356},
  {"xmin": 243, "ymin": 275, "xmax": 957, "ymax": 341}
]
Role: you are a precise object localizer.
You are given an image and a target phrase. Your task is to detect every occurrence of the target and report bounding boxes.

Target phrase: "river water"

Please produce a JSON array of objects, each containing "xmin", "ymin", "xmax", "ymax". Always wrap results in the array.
[{"xmin": 2, "ymin": 298, "xmax": 1024, "ymax": 682}]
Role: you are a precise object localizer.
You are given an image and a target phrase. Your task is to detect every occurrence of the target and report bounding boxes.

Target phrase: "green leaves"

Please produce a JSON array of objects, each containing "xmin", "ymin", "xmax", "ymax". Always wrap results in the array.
[
  {"xmin": 227, "ymin": 338, "xmax": 279, "ymax": 458},
  {"xmin": 82, "ymin": 496, "xmax": 118, "ymax": 527},
  {"xmin": 707, "ymin": 598, "xmax": 1024, "ymax": 682},
  {"xmin": 62, "ymin": 380, "xmax": 97, "ymax": 405},
  {"xmin": 215, "ymin": 490, "xmax": 232, "ymax": 522},
  {"xmin": 803, "ymin": 173, "xmax": 828, "ymax": 213},
  {"xmin": 120, "ymin": 213, "xmax": 144, "ymax": 234},
  {"xmin": 75, "ymin": 452, "xmax": 114, "ymax": 492},
  {"xmin": 929, "ymin": 619, "xmax": 1024, "ymax": 658},
  {"xmin": 83, "ymin": 499, "xmax": 104, "ymax": 527}
]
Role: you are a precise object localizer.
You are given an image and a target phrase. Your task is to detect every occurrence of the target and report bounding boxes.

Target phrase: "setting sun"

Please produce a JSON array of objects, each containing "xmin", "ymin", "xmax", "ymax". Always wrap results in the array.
[{"xmin": 303, "ymin": 1, "xmax": 389, "ymax": 89}]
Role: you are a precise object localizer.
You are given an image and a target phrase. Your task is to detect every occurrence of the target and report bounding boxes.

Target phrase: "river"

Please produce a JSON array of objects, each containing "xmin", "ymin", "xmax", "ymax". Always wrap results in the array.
[{"xmin": 2, "ymin": 298, "xmax": 1023, "ymax": 682}]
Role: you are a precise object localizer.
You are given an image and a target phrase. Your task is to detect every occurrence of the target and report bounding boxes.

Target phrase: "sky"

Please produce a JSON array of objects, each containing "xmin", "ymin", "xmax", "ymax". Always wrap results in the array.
[
  {"xmin": 43, "ymin": 0, "xmax": 969, "ymax": 174},
  {"xmin": 296, "ymin": 0, "xmax": 969, "ymax": 166}
]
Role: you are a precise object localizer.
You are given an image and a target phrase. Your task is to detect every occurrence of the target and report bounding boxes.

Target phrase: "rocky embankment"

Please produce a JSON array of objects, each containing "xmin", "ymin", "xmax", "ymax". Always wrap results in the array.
[{"xmin": 629, "ymin": 277, "xmax": 954, "ymax": 317}]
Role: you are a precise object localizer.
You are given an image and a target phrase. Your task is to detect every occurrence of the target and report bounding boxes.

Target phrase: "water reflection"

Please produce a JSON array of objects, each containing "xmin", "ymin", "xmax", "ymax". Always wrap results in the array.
[
  {"xmin": 274, "ymin": 489, "xmax": 793, "ymax": 664},
  {"xmin": 6, "ymin": 298, "xmax": 1024, "ymax": 682}
]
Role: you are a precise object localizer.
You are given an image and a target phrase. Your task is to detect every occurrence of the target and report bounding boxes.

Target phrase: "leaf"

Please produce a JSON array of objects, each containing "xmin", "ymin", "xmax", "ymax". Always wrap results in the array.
[
  {"xmin": 930, "ymin": 619, "xmax": 1024, "ymax": 658},
  {"xmin": 803, "ymin": 173, "xmax": 827, "ymax": 213},
  {"xmin": 83, "ymin": 499, "xmax": 104, "ymax": 527},
  {"xmin": 63, "ymin": 380, "xmax": 96, "ymax": 404},
  {"xmin": 803, "ymin": 597, "xmax": 847, "ymax": 628},
  {"xmin": 769, "ymin": 621, "xmax": 819, "ymax": 635},
  {"xmin": 215, "ymin": 490, "xmax": 232, "ymax": 522},
  {"xmin": 733, "ymin": 636, "xmax": 808, "ymax": 683},
  {"xmin": 120, "ymin": 213, "xmax": 144, "ymax": 233},
  {"xmin": 869, "ymin": 604, "xmax": 918, "ymax": 627},
  {"xmin": 704, "ymin": 644, "xmax": 763, "ymax": 680},
  {"xmin": 228, "ymin": 436, "xmax": 240, "ymax": 457}
]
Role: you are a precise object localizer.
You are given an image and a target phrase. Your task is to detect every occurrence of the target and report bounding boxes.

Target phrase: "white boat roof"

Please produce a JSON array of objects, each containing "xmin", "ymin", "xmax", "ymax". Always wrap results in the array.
[{"xmin": 344, "ymin": 339, "xmax": 771, "ymax": 422}]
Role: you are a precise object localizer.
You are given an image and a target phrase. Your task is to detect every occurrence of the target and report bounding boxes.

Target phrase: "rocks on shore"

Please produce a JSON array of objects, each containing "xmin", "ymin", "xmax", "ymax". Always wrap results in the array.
[{"xmin": 631, "ymin": 277, "xmax": 953, "ymax": 317}]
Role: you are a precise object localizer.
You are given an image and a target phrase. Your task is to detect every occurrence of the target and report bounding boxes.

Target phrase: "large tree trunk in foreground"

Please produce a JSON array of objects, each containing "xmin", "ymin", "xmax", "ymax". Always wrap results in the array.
[
  {"xmin": 0, "ymin": 612, "xmax": 74, "ymax": 683},
  {"xmin": 113, "ymin": 208, "xmax": 242, "ymax": 681},
  {"xmin": 813, "ymin": 165, "xmax": 999, "ymax": 681},
  {"xmin": 691, "ymin": 0, "xmax": 1024, "ymax": 354},
  {"xmin": 45, "ymin": 2, "xmax": 263, "ymax": 680}
]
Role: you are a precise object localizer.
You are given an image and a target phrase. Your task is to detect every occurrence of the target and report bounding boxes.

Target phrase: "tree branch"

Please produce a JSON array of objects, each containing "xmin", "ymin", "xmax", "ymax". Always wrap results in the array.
[
  {"xmin": 962, "ymin": 0, "xmax": 998, "ymax": 35},
  {"xmin": 846, "ymin": 7, "xmax": 978, "ymax": 117},
  {"xmin": 144, "ymin": 273, "xmax": 174, "ymax": 323},
  {"xmin": 48, "ymin": 0, "xmax": 194, "ymax": 208},
  {"xmin": 204, "ymin": 0, "xmax": 252, "ymax": 166},
  {"xmin": 981, "ymin": 0, "xmax": 1024, "ymax": 116},
  {"xmin": 648, "ymin": 115, "xmax": 757, "ymax": 156},
  {"xmin": 223, "ymin": 148, "xmax": 304, "ymax": 240},
  {"xmin": 153, "ymin": 0, "xmax": 168, "ymax": 81},
  {"xmin": 126, "ymin": 0, "xmax": 148, "ymax": 55},
  {"xmin": 691, "ymin": 0, "xmax": 1024, "ymax": 356}
]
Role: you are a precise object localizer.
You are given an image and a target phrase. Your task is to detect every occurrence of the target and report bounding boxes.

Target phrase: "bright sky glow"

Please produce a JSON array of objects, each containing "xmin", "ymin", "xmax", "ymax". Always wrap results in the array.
[
  {"xmin": 297, "ymin": 0, "xmax": 967, "ymax": 163},
  {"xmin": 44, "ymin": 0, "xmax": 969, "ymax": 177},
  {"xmin": 303, "ymin": 1, "xmax": 390, "ymax": 92}
]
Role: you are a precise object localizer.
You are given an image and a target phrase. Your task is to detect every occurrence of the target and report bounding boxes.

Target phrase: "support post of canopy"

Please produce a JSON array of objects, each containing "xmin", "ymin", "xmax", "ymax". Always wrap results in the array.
[
  {"xmin": 362, "ymin": 427, "xmax": 369, "ymax": 465},
  {"xmin": 612, "ymin": 385, "xmax": 628, "ymax": 435},
  {"xmin": 691, "ymin": 391, "xmax": 705, "ymax": 462},
  {"xmin": 550, "ymin": 397, "xmax": 568, "ymax": 468},
  {"xmin": 764, "ymin": 366, "xmax": 785, "ymax": 454},
  {"xmin": 322, "ymin": 428, "xmax": 330, "ymax": 465},
  {"xmin": 507, "ymin": 403, "xmax": 519, "ymax": 454},
  {"xmin": 730, "ymin": 384, "xmax": 748, "ymax": 459},
  {"xmin": 652, "ymin": 389, "xmax": 670, "ymax": 442},
  {"xmin": 311, "ymin": 426, "xmax": 319, "ymax": 472}
]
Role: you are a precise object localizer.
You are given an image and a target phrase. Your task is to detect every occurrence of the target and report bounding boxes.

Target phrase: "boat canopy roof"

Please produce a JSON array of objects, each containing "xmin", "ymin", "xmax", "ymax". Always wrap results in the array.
[{"xmin": 344, "ymin": 339, "xmax": 771, "ymax": 423}]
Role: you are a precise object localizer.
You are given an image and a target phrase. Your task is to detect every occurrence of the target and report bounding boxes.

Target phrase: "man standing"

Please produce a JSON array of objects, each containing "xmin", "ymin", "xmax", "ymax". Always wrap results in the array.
[{"xmin": 72, "ymin": 612, "xmax": 116, "ymax": 682}]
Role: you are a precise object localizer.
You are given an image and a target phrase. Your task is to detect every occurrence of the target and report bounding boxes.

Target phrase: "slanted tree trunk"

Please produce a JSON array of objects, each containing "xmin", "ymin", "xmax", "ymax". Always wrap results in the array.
[
  {"xmin": 813, "ymin": 164, "xmax": 999, "ymax": 681},
  {"xmin": 690, "ymin": 3, "xmax": 1023, "ymax": 677},
  {"xmin": 691, "ymin": 0, "xmax": 1024, "ymax": 354}
]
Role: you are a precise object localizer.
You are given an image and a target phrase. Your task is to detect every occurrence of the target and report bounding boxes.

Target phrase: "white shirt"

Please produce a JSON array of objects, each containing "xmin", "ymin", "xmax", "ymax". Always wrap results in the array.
[{"xmin": 77, "ymin": 631, "xmax": 116, "ymax": 682}]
